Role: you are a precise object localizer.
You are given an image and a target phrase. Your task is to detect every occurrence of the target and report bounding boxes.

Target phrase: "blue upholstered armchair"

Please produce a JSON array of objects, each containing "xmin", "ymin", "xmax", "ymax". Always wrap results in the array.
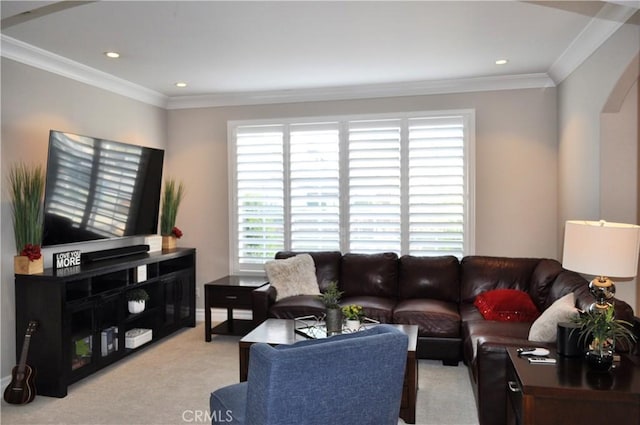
[{"xmin": 210, "ymin": 325, "xmax": 409, "ymax": 425}]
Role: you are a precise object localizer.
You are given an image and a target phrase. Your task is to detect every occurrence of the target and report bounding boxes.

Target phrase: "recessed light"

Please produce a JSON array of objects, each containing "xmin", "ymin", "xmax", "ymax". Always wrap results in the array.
[
  {"xmin": 175, "ymin": 82, "xmax": 188, "ymax": 88},
  {"xmin": 105, "ymin": 51, "xmax": 120, "ymax": 59},
  {"xmin": 495, "ymin": 59, "xmax": 508, "ymax": 65}
]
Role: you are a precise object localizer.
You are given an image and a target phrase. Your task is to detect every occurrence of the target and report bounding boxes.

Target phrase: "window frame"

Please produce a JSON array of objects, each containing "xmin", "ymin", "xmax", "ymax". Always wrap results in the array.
[{"xmin": 228, "ymin": 109, "xmax": 476, "ymax": 274}]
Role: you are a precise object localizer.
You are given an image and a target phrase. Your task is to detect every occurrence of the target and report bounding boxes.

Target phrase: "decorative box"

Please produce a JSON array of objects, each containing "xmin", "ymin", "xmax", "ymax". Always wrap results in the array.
[{"xmin": 125, "ymin": 328, "xmax": 152, "ymax": 349}]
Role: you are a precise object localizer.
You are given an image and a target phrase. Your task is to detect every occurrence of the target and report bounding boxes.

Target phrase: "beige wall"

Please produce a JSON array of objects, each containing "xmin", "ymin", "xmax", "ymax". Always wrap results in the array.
[
  {"xmin": 1, "ymin": 58, "xmax": 167, "ymax": 379},
  {"xmin": 168, "ymin": 87, "xmax": 559, "ymax": 306},
  {"xmin": 558, "ymin": 21, "xmax": 640, "ymax": 311},
  {"xmin": 601, "ymin": 78, "xmax": 638, "ymax": 310}
]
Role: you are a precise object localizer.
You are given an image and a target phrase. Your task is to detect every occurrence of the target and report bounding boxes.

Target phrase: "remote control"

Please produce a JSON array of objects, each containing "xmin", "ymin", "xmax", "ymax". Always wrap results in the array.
[
  {"xmin": 528, "ymin": 357, "xmax": 556, "ymax": 365},
  {"xmin": 517, "ymin": 347, "xmax": 550, "ymax": 357}
]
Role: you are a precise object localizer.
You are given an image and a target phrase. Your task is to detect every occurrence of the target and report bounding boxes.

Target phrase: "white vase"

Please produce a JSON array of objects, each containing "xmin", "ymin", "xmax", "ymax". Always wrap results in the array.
[
  {"xmin": 345, "ymin": 319, "xmax": 360, "ymax": 332},
  {"xmin": 128, "ymin": 300, "xmax": 146, "ymax": 314}
]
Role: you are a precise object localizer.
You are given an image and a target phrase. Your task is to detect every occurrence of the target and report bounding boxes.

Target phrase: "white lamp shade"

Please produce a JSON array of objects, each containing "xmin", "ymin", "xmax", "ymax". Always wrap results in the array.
[{"xmin": 562, "ymin": 220, "xmax": 640, "ymax": 278}]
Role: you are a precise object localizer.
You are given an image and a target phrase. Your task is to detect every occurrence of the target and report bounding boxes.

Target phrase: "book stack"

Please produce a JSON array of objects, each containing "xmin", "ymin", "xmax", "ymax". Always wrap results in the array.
[{"xmin": 101, "ymin": 326, "xmax": 118, "ymax": 357}]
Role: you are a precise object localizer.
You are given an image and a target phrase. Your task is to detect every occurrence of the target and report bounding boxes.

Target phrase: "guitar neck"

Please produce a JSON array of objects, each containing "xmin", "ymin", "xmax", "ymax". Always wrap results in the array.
[{"xmin": 16, "ymin": 334, "xmax": 32, "ymax": 375}]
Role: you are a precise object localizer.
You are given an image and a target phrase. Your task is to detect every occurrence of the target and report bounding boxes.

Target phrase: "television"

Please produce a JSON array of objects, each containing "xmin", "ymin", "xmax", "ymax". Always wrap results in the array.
[{"xmin": 42, "ymin": 130, "xmax": 165, "ymax": 247}]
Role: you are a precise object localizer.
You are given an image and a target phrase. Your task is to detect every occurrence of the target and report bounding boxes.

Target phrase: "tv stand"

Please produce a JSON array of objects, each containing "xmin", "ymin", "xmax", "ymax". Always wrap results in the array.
[{"xmin": 14, "ymin": 248, "xmax": 196, "ymax": 397}]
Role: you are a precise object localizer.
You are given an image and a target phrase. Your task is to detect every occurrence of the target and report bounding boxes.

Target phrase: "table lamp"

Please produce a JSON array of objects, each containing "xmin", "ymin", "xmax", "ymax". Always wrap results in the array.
[{"xmin": 562, "ymin": 220, "xmax": 640, "ymax": 313}]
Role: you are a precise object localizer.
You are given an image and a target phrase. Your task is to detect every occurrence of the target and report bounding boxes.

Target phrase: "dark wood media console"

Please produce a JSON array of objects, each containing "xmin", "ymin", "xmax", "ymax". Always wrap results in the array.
[{"xmin": 14, "ymin": 248, "xmax": 196, "ymax": 397}]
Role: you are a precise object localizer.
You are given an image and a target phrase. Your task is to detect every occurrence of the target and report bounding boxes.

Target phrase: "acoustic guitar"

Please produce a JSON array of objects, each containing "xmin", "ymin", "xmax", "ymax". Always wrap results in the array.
[{"xmin": 4, "ymin": 320, "xmax": 38, "ymax": 404}]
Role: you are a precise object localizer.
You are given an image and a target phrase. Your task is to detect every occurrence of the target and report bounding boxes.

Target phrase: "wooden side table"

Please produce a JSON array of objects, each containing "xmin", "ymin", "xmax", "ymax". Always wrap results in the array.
[
  {"xmin": 204, "ymin": 275, "xmax": 266, "ymax": 341},
  {"xmin": 506, "ymin": 347, "xmax": 640, "ymax": 425}
]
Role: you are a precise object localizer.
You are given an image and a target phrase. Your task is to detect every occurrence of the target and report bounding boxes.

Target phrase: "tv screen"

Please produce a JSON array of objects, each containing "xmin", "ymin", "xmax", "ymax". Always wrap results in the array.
[{"xmin": 42, "ymin": 130, "xmax": 165, "ymax": 247}]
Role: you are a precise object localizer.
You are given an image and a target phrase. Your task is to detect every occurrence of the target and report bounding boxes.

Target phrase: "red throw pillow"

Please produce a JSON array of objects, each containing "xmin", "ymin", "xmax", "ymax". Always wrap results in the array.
[{"xmin": 474, "ymin": 289, "xmax": 540, "ymax": 322}]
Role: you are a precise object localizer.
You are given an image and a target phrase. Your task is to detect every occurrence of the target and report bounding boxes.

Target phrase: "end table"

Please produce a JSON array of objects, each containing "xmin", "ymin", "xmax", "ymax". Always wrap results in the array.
[{"xmin": 204, "ymin": 275, "xmax": 266, "ymax": 341}]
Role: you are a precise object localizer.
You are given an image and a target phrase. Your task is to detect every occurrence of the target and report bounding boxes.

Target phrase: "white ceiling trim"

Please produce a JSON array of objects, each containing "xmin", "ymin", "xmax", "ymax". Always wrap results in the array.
[
  {"xmin": 1, "ymin": 35, "xmax": 168, "ymax": 108},
  {"xmin": 548, "ymin": 3, "xmax": 637, "ymax": 84},
  {"xmin": 166, "ymin": 73, "xmax": 555, "ymax": 110}
]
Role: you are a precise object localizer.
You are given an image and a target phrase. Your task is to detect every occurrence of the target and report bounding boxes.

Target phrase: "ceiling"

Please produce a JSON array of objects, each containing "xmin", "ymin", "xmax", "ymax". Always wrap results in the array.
[{"xmin": 1, "ymin": 1, "xmax": 639, "ymax": 108}]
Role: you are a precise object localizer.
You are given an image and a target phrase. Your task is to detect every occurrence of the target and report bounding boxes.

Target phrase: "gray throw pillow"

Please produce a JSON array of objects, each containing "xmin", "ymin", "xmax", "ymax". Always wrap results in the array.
[
  {"xmin": 265, "ymin": 254, "xmax": 320, "ymax": 301},
  {"xmin": 528, "ymin": 292, "xmax": 578, "ymax": 342}
]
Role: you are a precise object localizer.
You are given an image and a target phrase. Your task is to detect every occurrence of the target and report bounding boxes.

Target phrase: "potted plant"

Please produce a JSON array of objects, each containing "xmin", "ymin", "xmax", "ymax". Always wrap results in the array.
[
  {"xmin": 342, "ymin": 304, "xmax": 364, "ymax": 331},
  {"xmin": 127, "ymin": 288, "xmax": 150, "ymax": 314},
  {"xmin": 572, "ymin": 305, "xmax": 636, "ymax": 371},
  {"xmin": 318, "ymin": 281, "xmax": 343, "ymax": 335},
  {"xmin": 9, "ymin": 163, "xmax": 45, "ymax": 275},
  {"xmin": 160, "ymin": 178, "xmax": 185, "ymax": 250}
]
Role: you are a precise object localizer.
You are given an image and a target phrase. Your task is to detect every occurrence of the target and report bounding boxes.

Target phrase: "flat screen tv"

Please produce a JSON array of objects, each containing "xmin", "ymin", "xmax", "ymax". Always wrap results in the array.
[{"xmin": 42, "ymin": 130, "xmax": 165, "ymax": 247}]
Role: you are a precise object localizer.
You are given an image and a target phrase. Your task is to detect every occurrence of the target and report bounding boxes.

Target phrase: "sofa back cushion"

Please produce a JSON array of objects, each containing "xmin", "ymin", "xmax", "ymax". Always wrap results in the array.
[
  {"xmin": 275, "ymin": 251, "xmax": 342, "ymax": 292},
  {"xmin": 528, "ymin": 259, "xmax": 564, "ymax": 310},
  {"xmin": 341, "ymin": 252, "xmax": 399, "ymax": 298},
  {"xmin": 398, "ymin": 255, "xmax": 460, "ymax": 302},
  {"xmin": 460, "ymin": 256, "xmax": 540, "ymax": 304}
]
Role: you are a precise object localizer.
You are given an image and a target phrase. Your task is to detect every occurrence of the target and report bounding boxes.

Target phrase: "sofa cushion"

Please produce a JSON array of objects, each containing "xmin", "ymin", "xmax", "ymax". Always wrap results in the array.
[
  {"xmin": 393, "ymin": 298, "xmax": 460, "ymax": 338},
  {"xmin": 275, "ymin": 251, "xmax": 342, "ymax": 292},
  {"xmin": 473, "ymin": 289, "xmax": 540, "ymax": 322},
  {"xmin": 269, "ymin": 295, "xmax": 326, "ymax": 320},
  {"xmin": 528, "ymin": 259, "xmax": 564, "ymax": 310},
  {"xmin": 461, "ymin": 256, "xmax": 540, "ymax": 303},
  {"xmin": 398, "ymin": 255, "xmax": 460, "ymax": 302},
  {"xmin": 340, "ymin": 296, "xmax": 396, "ymax": 323},
  {"xmin": 340, "ymin": 252, "xmax": 399, "ymax": 298},
  {"xmin": 265, "ymin": 254, "xmax": 320, "ymax": 301},
  {"xmin": 462, "ymin": 319, "xmax": 533, "ymax": 365},
  {"xmin": 528, "ymin": 292, "xmax": 578, "ymax": 342}
]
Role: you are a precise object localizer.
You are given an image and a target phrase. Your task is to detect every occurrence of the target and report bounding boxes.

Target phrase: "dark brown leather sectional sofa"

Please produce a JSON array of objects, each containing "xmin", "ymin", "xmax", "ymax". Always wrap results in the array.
[{"xmin": 251, "ymin": 251, "xmax": 636, "ymax": 425}]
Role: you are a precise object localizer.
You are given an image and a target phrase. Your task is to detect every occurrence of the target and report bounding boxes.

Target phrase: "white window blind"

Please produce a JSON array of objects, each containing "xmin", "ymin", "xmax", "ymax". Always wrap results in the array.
[
  {"xmin": 229, "ymin": 110, "xmax": 474, "ymax": 273},
  {"xmin": 290, "ymin": 122, "xmax": 341, "ymax": 251},
  {"xmin": 348, "ymin": 119, "xmax": 402, "ymax": 254},
  {"xmin": 408, "ymin": 116, "xmax": 465, "ymax": 256},
  {"xmin": 235, "ymin": 125, "xmax": 284, "ymax": 265}
]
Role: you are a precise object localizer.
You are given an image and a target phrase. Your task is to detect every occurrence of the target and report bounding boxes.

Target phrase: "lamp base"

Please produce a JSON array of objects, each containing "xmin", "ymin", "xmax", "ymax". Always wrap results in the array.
[{"xmin": 588, "ymin": 276, "xmax": 615, "ymax": 313}]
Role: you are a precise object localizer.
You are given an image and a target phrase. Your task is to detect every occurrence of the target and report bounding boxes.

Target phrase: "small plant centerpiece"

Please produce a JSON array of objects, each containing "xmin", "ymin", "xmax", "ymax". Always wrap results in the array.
[
  {"xmin": 160, "ymin": 178, "xmax": 185, "ymax": 250},
  {"xmin": 318, "ymin": 281, "xmax": 343, "ymax": 335},
  {"xmin": 342, "ymin": 304, "xmax": 364, "ymax": 331},
  {"xmin": 126, "ymin": 288, "xmax": 150, "ymax": 314},
  {"xmin": 572, "ymin": 305, "xmax": 636, "ymax": 371},
  {"xmin": 9, "ymin": 163, "xmax": 45, "ymax": 275}
]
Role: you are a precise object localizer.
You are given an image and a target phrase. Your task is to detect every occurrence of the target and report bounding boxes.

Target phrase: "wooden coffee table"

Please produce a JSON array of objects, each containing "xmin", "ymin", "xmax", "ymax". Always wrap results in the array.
[{"xmin": 239, "ymin": 318, "xmax": 419, "ymax": 424}]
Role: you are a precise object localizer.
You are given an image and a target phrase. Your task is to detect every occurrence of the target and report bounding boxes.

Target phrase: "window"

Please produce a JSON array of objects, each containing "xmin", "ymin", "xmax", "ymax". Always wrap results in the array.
[{"xmin": 229, "ymin": 110, "xmax": 475, "ymax": 273}]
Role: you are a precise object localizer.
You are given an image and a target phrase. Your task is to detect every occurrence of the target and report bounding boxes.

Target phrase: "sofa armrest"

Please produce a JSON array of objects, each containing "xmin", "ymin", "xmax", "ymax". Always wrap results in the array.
[{"xmin": 252, "ymin": 283, "xmax": 276, "ymax": 326}]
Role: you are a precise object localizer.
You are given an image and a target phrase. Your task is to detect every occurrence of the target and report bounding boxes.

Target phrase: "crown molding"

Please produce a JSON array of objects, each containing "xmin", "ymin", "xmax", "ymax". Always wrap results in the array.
[
  {"xmin": 166, "ymin": 73, "xmax": 556, "ymax": 110},
  {"xmin": 548, "ymin": 3, "xmax": 638, "ymax": 84},
  {"xmin": 1, "ymin": 35, "xmax": 168, "ymax": 108}
]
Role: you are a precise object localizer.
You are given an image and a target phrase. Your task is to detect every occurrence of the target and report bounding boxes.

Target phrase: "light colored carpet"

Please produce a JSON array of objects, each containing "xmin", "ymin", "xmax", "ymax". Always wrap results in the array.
[{"xmin": 1, "ymin": 323, "xmax": 479, "ymax": 425}]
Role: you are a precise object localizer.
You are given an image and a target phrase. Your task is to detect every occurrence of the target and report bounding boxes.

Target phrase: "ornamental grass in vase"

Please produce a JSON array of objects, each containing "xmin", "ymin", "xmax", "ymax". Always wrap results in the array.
[
  {"xmin": 9, "ymin": 163, "xmax": 45, "ymax": 275},
  {"xmin": 572, "ymin": 305, "xmax": 636, "ymax": 371},
  {"xmin": 160, "ymin": 178, "xmax": 185, "ymax": 250}
]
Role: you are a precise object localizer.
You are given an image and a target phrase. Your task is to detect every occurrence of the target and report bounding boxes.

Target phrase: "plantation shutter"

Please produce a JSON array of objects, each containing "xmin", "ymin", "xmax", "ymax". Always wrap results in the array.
[
  {"xmin": 347, "ymin": 119, "xmax": 402, "ymax": 254},
  {"xmin": 229, "ymin": 110, "xmax": 473, "ymax": 272},
  {"xmin": 407, "ymin": 116, "xmax": 465, "ymax": 256},
  {"xmin": 289, "ymin": 122, "xmax": 341, "ymax": 251},
  {"xmin": 235, "ymin": 125, "xmax": 285, "ymax": 265}
]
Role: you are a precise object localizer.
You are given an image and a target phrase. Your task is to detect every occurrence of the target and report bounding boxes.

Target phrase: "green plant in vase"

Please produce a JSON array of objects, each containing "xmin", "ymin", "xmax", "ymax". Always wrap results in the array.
[
  {"xmin": 8, "ymin": 163, "xmax": 45, "ymax": 274},
  {"xmin": 127, "ymin": 289, "xmax": 150, "ymax": 314},
  {"xmin": 572, "ymin": 305, "xmax": 636, "ymax": 371},
  {"xmin": 318, "ymin": 282, "xmax": 343, "ymax": 335},
  {"xmin": 160, "ymin": 178, "xmax": 185, "ymax": 249},
  {"xmin": 342, "ymin": 304, "xmax": 364, "ymax": 331}
]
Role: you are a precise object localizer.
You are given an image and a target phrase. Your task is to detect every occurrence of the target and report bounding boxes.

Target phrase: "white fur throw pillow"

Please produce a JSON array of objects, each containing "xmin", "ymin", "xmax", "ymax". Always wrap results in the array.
[
  {"xmin": 265, "ymin": 254, "xmax": 320, "ymax": 301},
  {"xmin": 528, "ymin": 292, "xmax": 578, "ymax": 342}
]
